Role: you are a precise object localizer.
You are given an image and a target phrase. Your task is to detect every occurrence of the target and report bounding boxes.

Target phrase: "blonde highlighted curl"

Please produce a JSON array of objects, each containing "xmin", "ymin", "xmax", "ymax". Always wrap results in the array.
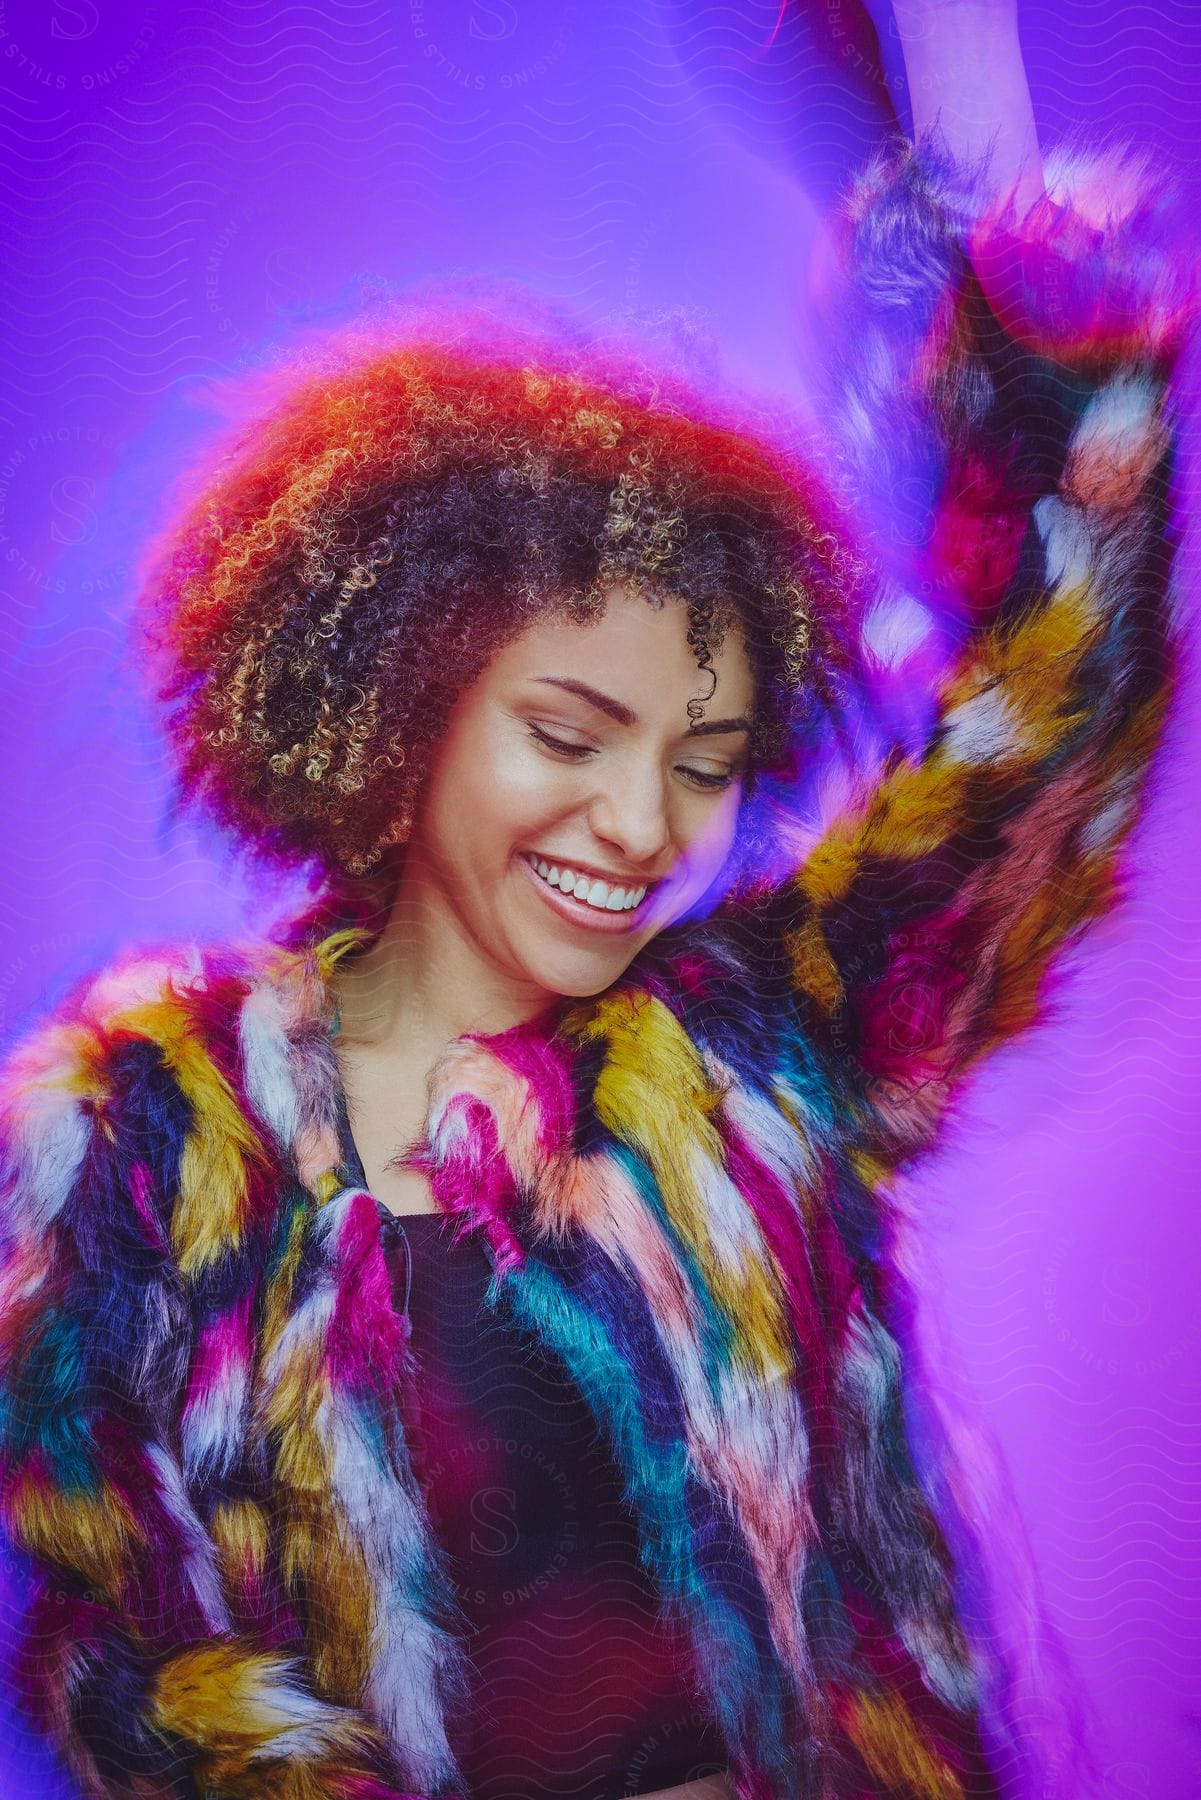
[{"xmin": 133, "ymin": 306, "xmax": 861, "ymax": 884}]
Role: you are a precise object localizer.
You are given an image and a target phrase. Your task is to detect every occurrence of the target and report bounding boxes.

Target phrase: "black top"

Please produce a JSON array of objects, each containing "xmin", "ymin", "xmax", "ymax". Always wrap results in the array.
[{"xmin": 338, "ymin": 1113, "xmax": 728, "ymax": 1800}]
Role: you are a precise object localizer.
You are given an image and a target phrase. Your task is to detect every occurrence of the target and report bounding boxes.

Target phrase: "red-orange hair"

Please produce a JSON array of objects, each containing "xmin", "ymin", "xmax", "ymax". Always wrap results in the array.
[{"xmin": 134, "ymin": 308, "xmax": 860, "ymax": 884}]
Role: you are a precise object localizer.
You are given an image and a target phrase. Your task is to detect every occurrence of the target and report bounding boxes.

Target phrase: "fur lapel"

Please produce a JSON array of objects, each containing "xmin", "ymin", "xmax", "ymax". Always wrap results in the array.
[
  {"xmin": 239, "ymin": 927, "xmax": 813, "ymax": 1796},
  {"xmin": 233, "ymin": 920, "xmax": 981, "ymax": 1797},
  {"xmin": 2, "ymin": 916, "xmax": 992, "ymax": 1797}
]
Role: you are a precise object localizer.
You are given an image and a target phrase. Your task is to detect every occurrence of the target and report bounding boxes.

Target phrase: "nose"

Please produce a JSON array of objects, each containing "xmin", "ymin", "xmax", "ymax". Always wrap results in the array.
[{"xmin": 586, "ymin": 756, "xmax": 673, "ymax": 870}]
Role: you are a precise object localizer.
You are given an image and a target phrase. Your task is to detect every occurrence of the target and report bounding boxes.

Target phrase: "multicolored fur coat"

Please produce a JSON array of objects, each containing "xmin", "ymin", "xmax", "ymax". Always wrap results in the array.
[{"xmin": 0, "ymin": 133, "xmax": 1192, "ymax": 1800}]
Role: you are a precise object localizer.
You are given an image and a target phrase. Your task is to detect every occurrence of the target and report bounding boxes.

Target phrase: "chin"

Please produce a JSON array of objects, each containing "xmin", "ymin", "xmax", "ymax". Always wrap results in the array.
[{"xmin": 521, "ymin": 943, "xmax": 647, "ymax": 1003}]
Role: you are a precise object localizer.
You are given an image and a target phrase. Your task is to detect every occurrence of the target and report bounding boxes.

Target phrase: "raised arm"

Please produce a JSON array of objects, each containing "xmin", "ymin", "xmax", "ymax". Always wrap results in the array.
[
  {"xmin": 781, "ymin": 1, "xmax": 1195, "ymax": 1170},
  {"xmin": 869, "ymin": 0, "xmax": 1044, "ymax": 214}
]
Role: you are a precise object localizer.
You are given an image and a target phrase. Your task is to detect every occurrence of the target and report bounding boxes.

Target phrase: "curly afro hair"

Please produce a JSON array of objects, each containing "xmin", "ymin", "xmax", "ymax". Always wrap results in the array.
[{"xmin": 134, "ymin": 303, "xmax": 863, "ymax": 889}]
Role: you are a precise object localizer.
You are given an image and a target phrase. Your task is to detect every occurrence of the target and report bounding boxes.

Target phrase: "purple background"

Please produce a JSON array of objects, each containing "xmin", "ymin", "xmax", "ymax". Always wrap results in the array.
[{"xmin": 1, "ymin": 2, "xmax": 1198, "ymax": 1794}]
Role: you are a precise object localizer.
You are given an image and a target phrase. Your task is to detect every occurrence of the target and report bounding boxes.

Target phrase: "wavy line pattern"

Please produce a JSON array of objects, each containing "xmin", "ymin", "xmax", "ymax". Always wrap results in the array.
[{"xmin": 1, "ymin": 1, "xmax": 1198, "ymax": 1795}]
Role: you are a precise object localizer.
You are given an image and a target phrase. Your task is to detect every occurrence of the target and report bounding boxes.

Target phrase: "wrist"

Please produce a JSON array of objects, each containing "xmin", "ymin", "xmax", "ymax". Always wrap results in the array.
[
  {"xmin": 889, "ymin": 0, "xmax": 1016, "ymax": 22},
  {"xmin": 889, "ymin": 2, "xmax": 1042, "ymax": 216}
]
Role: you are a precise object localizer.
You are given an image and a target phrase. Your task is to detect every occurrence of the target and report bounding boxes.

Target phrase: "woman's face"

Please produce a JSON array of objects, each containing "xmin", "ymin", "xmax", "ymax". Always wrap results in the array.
[{"xmin": 405, "ymin": 583, "xmax": 755, "ymax": 1002}]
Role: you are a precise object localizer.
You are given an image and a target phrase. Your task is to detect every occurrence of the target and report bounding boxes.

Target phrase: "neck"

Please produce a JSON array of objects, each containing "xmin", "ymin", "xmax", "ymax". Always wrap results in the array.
[{"xmin": 328, "ymin": 848, "xmax": 561, "ymax": 1061}]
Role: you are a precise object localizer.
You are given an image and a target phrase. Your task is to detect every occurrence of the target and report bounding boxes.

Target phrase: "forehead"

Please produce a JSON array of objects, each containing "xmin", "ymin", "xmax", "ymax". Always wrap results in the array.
[{"xmin": 486, "ymin": 585, "xmax": 754, "ymax": 711}]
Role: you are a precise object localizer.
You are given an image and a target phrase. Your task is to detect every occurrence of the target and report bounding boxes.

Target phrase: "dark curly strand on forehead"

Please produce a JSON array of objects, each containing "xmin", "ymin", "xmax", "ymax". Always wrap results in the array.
[{"xmin": 133, "ymin": 320, "xmax": 862, "ymax": 889}]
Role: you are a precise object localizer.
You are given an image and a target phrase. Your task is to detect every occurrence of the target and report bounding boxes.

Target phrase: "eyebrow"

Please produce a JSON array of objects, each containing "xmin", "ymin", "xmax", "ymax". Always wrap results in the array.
[{"xmin": 532, "ymin": 676, "xmax": 752, "ymax": 738}]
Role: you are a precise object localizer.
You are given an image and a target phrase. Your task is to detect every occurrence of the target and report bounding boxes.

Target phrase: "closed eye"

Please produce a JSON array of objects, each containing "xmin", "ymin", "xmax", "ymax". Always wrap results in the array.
[{"xmin": 526, "ymin": 723, "xmax": 740, "ymax": 791}]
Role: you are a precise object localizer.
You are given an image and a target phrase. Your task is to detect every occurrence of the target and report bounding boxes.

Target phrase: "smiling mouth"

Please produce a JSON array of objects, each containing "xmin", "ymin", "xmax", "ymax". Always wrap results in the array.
[{"xmin": 522, "ymin": 852, "xmax": 650, "ymax": 914}]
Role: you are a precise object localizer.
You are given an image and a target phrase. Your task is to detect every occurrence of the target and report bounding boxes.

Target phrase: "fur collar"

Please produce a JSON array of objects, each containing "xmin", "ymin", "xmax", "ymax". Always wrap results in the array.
[
  {"xmin": 243, "ymin": 918, "xmax": 829, "ymax": 1796},
  {"xmin": 0, "ymin": 907, "xmax": 999, "ymax": 1798}
]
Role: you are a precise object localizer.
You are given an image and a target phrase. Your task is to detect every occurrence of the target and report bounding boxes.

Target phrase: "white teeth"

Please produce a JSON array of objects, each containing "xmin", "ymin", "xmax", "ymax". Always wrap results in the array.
[{"xmin": 526, "ymin": 854, "xmax": 648, "ymax": 912}]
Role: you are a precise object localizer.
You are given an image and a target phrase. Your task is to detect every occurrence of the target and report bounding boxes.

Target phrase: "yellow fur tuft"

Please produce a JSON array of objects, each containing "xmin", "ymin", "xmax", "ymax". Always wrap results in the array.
[
  {"xmin": 109, "ymin": 996, "xmax": 267, "ymax": 1276},
  {"xmin": 150, "ymin": 1640, "xmax": 381, "ymax": 1776},
  {"xmin": 211, "ymin": 1497, "xmax": 271, "ymax": 1586},
  {"xmin": 579, "ymin": 989, "xmax": 792, "ymax": 1382},
  {"xmin": 11, "ymin": 1474, "xmax": 142, "ymax": 1608},
  {"xmin": 842, "ymin": 1688, "xmax": 964, "ymax": 1798}
]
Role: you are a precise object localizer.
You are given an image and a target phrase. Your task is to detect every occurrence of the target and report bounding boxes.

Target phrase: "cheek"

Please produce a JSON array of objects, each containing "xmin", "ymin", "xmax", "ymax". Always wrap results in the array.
[
  {"xmin": 683, "ymin": 789, "xmax": 743, "ymax": 871},
  {"xmin": 481, "ymin": 746, "xmax": 568, "ymax": 840},
  {"xmin": 432, "ymin": 724, "xmax": 565, "ymax": 855},
  {"xmin": 651, "ymin": 793, "xmax": 743, "ymax": 924}
]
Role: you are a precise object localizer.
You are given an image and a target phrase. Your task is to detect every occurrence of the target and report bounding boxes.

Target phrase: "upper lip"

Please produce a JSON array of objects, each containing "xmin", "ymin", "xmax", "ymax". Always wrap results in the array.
[{"xmin": 524, "ymin": 851, "xmax": 662, "ymax": 889}]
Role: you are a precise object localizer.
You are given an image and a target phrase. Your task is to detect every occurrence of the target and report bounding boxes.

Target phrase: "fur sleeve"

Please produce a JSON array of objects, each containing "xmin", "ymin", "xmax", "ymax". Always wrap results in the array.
[
  {"xmin": 783, "ymin": 128, "xmax": 1196, "ymax": 1168},
  {"xmin": 0, "ymin": 958, "xmax": 417, "ymax": 1800}
]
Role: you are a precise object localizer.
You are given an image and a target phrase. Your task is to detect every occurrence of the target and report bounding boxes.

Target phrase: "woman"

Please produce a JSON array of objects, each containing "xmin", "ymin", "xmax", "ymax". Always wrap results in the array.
[{"xmin": 0, "ymin": 3, "xmax": 1191, "ymax": 1798}]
